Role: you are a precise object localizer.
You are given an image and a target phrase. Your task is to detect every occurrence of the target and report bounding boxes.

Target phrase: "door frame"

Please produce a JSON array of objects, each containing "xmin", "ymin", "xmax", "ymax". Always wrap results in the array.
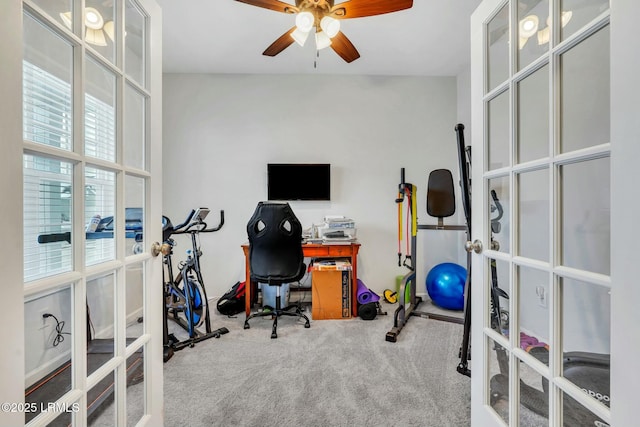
[
  {"xmin": 609, "ymin": 1, "xmax": 640, "ymax": 426},
  {"xmin": 0, "ymin": 1, "xmax": 26, "ymax": 425},
  {"xmin": 470, "ymin": 1, "xmax": 504, "ymax": 425}
]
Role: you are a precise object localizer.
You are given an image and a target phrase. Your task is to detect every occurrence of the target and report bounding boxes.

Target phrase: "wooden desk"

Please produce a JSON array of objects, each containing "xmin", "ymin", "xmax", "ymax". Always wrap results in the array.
[{"xmin": 241, "ymin": 242, "xmax": 361, "ymax": 318}]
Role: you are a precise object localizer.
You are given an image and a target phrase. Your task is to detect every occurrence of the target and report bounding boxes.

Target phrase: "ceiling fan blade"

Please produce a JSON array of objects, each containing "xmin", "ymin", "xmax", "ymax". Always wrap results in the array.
[
  {"xmin": 330, "ymin": 0, "xmax": 413, "ymax": 19},
  {"xmin": 330, "ymin": 31, "xmax": 360, "ymax": 63},
  {"xmin": 235, "ymin": 0, "xmax": 298, "ymax": 14},
  {"xmin": 263, "ymin": 27, "xmax": 297, "ymax": 57}
]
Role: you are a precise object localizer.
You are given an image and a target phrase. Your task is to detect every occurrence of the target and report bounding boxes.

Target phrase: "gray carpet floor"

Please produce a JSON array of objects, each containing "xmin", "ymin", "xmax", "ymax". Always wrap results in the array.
[
  {"xmin": 161, "ymin": 301, "xmax": 471, "ymax": 427},
  {"xmin": 90, "ymin": 300, "xmax": 471, "ymax": 426}
]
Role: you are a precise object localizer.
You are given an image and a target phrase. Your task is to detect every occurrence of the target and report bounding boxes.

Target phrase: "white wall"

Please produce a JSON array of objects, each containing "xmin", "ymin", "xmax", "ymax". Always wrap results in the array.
[{"xmin": 162, "ymin": 73, "xmax": 466, "ymax": 299}]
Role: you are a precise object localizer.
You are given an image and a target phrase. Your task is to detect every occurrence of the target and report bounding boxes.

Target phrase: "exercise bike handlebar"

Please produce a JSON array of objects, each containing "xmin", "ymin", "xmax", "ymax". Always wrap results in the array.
[
  {"xmin": 200, "ymin": 210, "xmax": 225, "ymax": 233},
  {"xmin": 171, "ymin": 210, "xmax": 225, "ymax": 235},
  {"xmin": 171, "ymin": 209, "xmax": 197, "ymax": 232}
]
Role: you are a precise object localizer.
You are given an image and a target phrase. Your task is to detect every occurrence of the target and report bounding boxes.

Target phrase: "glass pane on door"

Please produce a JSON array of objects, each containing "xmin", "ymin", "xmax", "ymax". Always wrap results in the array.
[
  {"xmin": 126, "ymin": 345, "xmax": 146, "ymax": 425},
  {"xmin": 517, "ymin": 65, "xmax": 549, "ymax": 164},
  {"xmin": 30, "ymin": 0, "xmax": 73, "ymax": 30},
  {"xmin": 517, "ymin": 0, "xmax": 549, "ymax": 70},
  {"xmin": 125, "ymin": 263, "xmax": 144, "ymax": 342},
  {"xmin": 85, "ymin": 57, "xmax": 116, "ymax": 162},
  {"xmin": 85, "ymin": 0, "xmax": 116, "ymax": 64},
  {"xmin": 88, "ymin": 370, "xmax": 116, "ymax": 425},
  {"xmin": 124, "ymin": 84, "xmax": 146, "ymax": 169},
  {"xmin": 560, "ymin": 26, "xmax": 610, "ymax": 154},
  {"xmin": 517, "ymin": 266, "xmax": 550, "ymax": 362},
  {"xmin": 560, "ymin": 157, "xmax": 610, "ymax": 275},
  {"xmin": 85, "ymin": 167, "xmax": 116, "ymax": 265},
  {"xmin": 488, "ymin": 336, "xmax": 510, "ymax": 424},
  {"xmin": 517, "ymin": 169, "xmax": 549, "ymax": 262},
  {"xmin": 489, "ymin": 177, "xmax": 510, "ymax": 254},
  {"xmin": 560, "ymin": 0, "xmax": 609, "ymax": 42},
  {"xmin": 487, "ymin": 3, "xmax": 510, "ymax": 93},
  {"xmin": 561, "ymin": 277, "xmax": 610, "ymax": 408},
  {"xmin": 24, "ymin": 286, "xmax": 74, "ymax": 424},
  {"xmin": 519, "ymin": 359, "xmax": 549, "ymax": 426},
  {"xmin": 87, "ymin": 273, "xmax": 116, "ymax": 376},
  {"xmin": 125, "ymin": 0, "xmax": 146, "ymax": 87},
  {"xmin": 488, "ymin": 90, "xmax": 511, "ymax": 171},
  {"xmin": 489, "ymin": 258, "xmax": 510, "ymax": 335},
  {"xmin": 125, "ymin": 174, "xmax": 145, "ymax": 256},
  {"xmin": 23, "ymin": 12, "xmax": 73, "ymax": 151},
  {"xmin": 561, "ymin": 389, "xmax": 608, "ymax": 427},
  {"xmin": 24, "ymin": 155, "xmax": 73, "ymax": 282}
]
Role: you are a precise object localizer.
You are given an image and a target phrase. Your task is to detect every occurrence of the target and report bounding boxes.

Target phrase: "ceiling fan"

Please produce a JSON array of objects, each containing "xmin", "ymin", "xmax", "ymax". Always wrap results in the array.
[{"xmin": 235, "ymin": 0, "xmax": 414, "ymax": 63}]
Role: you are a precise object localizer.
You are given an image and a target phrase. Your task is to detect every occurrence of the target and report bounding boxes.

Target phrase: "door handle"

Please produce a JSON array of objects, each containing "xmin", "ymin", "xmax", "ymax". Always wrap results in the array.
[
  {"xmin": 465, "ymin": 239, "xmax": 483, "ymax": 254},
  {"xmin": 151, "ymin": 241, "xmax": 162, "ymax": 257}
]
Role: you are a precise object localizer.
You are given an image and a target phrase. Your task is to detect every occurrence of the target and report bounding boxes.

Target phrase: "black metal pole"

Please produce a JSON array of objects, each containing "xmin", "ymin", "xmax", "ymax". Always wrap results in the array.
[{"xmin": 455, "ymin": 123, "xmax": 472, "ymax": 377}]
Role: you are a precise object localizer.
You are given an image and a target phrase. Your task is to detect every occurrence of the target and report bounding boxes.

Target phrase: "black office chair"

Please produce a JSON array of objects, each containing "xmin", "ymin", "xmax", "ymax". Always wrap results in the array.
[{"xmin": 243, "ymin": 202, "xmax": 311, "ymax": 338}]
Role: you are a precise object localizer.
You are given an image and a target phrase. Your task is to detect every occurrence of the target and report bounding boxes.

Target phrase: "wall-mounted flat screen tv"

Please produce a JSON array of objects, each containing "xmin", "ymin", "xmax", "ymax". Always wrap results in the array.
[{"xmin": 267, "ymin": 163, "xmax": 331, "ymax": 201}]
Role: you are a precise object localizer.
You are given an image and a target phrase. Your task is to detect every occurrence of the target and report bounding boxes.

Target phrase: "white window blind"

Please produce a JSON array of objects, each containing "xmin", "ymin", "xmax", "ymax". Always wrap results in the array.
[
  {"xmin": 23, "ymin": 155, "xmax": 73, "ymax": 282},
  {"xmin": 85, "ymin": 167, "xmax": 116, "ymax": 266},
  {"xmin": 24, "ymin": 60, "xmax": 118, "ymax": 280},
  {"xmin": 23, "ymin": 61, "xmax": 72, "ymax": 150}
]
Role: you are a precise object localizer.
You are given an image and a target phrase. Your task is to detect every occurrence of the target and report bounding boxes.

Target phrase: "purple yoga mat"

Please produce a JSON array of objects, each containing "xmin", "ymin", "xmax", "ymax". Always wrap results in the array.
[{"xmin": 356, "ymin": 279, "xmax": 380, "ymax": 304}]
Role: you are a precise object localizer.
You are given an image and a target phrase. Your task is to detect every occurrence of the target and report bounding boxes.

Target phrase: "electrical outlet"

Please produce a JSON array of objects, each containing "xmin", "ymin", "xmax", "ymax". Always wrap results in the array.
[
  {"xmin": 535, "ymin": 286, "xmax": 547, "ymax": 308},
  {"xmin": 38, "ymin": 308, "xmax": 52, "ymax": 330}
]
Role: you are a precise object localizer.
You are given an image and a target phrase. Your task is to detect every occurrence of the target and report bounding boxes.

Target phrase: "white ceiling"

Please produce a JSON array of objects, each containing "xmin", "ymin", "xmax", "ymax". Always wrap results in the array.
[{"xmin": 157, "ymin": 0, "xmax": 483, "ymax": 76}]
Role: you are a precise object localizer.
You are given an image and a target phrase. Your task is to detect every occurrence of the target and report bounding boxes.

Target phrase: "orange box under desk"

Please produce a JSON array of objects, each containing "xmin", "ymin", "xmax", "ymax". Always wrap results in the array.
[{"xmin": 311, "ymin": 262, "xmax": 352, "ymax": 320}]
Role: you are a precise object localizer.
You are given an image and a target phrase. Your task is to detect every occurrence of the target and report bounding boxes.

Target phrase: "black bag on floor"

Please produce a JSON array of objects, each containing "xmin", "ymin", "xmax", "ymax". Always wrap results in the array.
[{"xmin": 216, "ymin": 281, "xmax": 246, "ymax": 316}]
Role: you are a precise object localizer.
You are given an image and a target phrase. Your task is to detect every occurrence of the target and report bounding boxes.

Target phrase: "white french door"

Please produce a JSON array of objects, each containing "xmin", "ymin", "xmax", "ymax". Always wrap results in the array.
[
  {"xmin": 469, "ymin": 0, "xmax": 619, "ymax": 426},
  {"xmin": 0, "ymin": 0, "xmax": 162, "ymax": 426}
]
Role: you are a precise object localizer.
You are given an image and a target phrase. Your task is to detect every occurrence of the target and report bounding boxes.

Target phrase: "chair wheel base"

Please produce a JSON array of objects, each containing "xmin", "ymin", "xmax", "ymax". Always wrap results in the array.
[
  {"xmin": 243, "ymin": 322, "xmax": 250, "ymax": 329},
  {"xmin": 271, "ymin": 333, "xmax": 277, "ymax": 339},
  {"xmin": 304, "ymin": 323, "xmax": 310, "ymax": 328}
]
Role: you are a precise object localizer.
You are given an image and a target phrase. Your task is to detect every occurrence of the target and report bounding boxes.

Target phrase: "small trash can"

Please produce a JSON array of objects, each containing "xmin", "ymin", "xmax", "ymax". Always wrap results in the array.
[{"xmin": 260, "ymin": 283, "xmax": 290, "ymax": 309}]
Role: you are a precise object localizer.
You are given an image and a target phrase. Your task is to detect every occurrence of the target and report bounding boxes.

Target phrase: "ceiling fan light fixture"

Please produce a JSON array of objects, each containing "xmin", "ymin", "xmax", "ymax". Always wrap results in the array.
[
  {"xmin": 537, "ymin": 26, "xmax": 550, "ymax": 45},
  {"xmin": 561, "ymin": 10, "xmax": 573, "ymax": 27},
  {"xmin": 519, "ymin": 14, "xmax": 539, "ymax": 39},
  {"xmin": 60, "ymin": 8, "xmax": 113, "ymax": 46},
  {"xmin": 84, "ymin": 7, "xmax": 104, "ymax": 30},
  {"xmin": 320, "ymin": 16, "xmax": 340, "ymax": 38},
  {"xmin": 315, "ymin": 31, "xmax": 332, "ymax": 50},
  {"xmin": 295, "ymin": 11, "xmax": 314, "ymax": 33},
  {"xmin": 537, "ymin": 10, "xmax": 571, "ymax": 46},
  {"xmin": 103, "ymin": 20, "xmax": 115, "ymax": 42},
  {"xmin": 291, "ymin": 27, "xmax": 311, "ymax": 46},
  {"xmin": 85, "ymin": 27, "xmax": 107, "ymax": 46},
  {"xmin": 59, "ymin": 11, "xmax": 72, "ymax": 29}
]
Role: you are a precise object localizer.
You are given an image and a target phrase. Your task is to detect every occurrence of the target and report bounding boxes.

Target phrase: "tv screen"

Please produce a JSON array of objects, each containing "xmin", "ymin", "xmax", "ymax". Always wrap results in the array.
[{"xmin": 267, "ymin": 163, "xmax": 331, "ymax": 201}]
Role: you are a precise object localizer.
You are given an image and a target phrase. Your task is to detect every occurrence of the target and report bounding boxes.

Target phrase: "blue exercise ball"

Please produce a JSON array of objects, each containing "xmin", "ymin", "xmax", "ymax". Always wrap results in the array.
[{"xmin": 426, "ymin": 263, "xmax": 467, "ymax": 310}]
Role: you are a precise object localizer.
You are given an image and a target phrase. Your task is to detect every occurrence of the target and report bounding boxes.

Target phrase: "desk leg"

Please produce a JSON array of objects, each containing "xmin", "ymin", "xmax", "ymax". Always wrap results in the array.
[
  {"xmin": 245, "ymin": 255, "xmax": 251, "ymax": 317},
  {"xmin": 351, "ymin": 251, "xmax": 358, "ymax": 318}
]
